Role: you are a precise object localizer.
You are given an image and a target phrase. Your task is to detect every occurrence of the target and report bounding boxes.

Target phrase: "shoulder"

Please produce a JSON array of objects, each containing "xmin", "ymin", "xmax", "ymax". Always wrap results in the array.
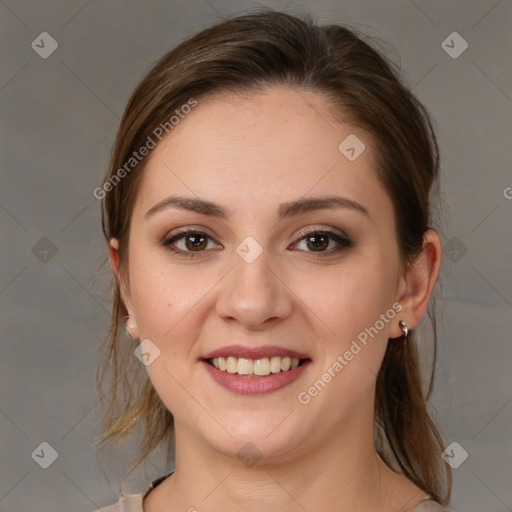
[
  {"xmin": 93, "ymin": 493, "xmax": 143, "ymax": 512},
  {"xmin": 93, "ymin": 472, "xmax": 173, "ymax": 512},
  {"xmin": 407, "ymin": 499, "xmax": 454, "ymax": 511}
]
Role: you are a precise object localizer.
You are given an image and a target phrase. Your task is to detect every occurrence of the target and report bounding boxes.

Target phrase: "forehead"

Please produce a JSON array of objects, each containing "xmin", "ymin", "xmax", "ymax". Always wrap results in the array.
[{"xmin": 132, "ymin": 87, "xmax": 391, "ymax": 222}]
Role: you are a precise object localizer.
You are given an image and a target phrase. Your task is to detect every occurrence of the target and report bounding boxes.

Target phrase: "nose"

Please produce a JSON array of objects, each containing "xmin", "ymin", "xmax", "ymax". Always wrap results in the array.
[{"xmin": 215, "ymin": 245, "xmax": 293, "ymax": 330}]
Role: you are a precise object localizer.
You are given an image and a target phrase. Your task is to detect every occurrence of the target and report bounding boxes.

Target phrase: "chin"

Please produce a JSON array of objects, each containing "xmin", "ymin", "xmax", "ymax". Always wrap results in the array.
[{"xmin": 199, "ymin": 414, "xmax": 309, "ymax": 465}]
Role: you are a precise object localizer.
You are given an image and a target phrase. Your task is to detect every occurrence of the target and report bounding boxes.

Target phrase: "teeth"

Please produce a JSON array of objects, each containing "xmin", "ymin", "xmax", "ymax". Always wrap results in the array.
[
  {"xmin": 211, "ymin": 356, "xmax": 302, "ymax": 376},
  {"xmin": 270, "ymin": 356, "xmax": 282, "ymax": 373},
  {"xmin": 237, "ymin": 358, "xmax": 253, "ymax": 375},
  {"xmin": 253, "ymin": 358, "xmax": 269, "ymax": 376},
  {"xmin": 226, "ymin": 356, "xmax": 238, "ymax": 374}
]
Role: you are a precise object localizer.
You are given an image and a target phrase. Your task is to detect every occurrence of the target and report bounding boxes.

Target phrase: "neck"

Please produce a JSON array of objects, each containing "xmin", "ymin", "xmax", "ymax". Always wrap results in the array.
[{"xmin": 149, "ymin": 404, "xmax": 426, "ymax": 511}]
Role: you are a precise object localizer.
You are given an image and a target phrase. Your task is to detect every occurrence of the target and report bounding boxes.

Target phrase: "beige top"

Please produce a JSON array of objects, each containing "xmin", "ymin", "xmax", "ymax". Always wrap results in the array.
[{"xmin": 94, "ymin": 472, "xmax": 453, "ymax": 512}]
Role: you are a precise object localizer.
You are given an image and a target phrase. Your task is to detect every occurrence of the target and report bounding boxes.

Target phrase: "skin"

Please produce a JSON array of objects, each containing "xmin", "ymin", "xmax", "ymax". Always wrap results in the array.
[{"xmin": 109, "ymin": 86, "xmax": 442, "ymax": 512}]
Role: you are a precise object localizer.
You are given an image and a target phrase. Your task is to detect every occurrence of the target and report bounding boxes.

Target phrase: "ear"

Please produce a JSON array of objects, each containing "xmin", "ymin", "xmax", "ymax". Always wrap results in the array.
[
  {"xmin": 109, "ymin": 237, "xmax": 139, "ymax": 339},
  {"xmin": 392, "ymin": 229, "xmax": 442, "ymax": 337}
]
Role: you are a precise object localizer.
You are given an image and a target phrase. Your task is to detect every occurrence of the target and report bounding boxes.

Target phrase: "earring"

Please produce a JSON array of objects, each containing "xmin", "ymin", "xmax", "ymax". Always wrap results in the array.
[
  {"xmin": 125, "ymin": 315, "xmax": 137, "ymax": 340},
  {"xmin": 398, "ymin": 320, "xmax": 409, "ymax": 339}
]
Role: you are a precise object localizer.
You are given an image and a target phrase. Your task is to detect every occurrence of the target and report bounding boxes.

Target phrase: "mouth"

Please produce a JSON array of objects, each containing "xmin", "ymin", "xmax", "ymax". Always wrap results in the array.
[
  {"xmin": 202, "ymin": 356, "xmax": 312, "ymax": 378},
  {"xmin": 199, "ymin": 346, "xmax": 313, "ymax": 395},
  {"xmin": 201, "ymin": 358, "xmax": 312, "ymax": 395}
]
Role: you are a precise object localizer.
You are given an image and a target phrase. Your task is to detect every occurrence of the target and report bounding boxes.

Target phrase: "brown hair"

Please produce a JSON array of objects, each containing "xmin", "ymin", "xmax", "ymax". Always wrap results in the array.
[{"xmin": 95, "ymin": 8, "xmax": 451, "ymax": 504}]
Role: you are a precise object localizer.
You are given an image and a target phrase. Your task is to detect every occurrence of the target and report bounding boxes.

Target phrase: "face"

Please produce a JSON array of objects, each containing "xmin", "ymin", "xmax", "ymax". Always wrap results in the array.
[{"xmin": 115, "ymin": 87, "xmax": 408, "ymax": 464}]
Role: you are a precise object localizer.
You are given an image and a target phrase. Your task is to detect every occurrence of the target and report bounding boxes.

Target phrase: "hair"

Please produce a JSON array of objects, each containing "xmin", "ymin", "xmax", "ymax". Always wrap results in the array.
[{"xmin": 95, "ymin": 8, "xmax": 451, "ymax": 504}]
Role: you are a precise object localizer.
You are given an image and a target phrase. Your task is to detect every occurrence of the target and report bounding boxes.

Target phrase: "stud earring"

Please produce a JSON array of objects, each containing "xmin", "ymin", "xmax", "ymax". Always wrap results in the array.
[
  {"xmin": 398, "ymin": 320, "xmax": 409, "ymax": 339},
  {"xmin": 125, "ymin": 315, "xmax": 137, "ymax": 340}
]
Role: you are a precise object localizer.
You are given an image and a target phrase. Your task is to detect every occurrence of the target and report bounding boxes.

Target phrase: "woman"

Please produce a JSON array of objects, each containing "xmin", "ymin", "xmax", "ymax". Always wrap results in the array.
[{"xmin": 94, "ymin": 8, "xmax": 453, "ymax": 512}]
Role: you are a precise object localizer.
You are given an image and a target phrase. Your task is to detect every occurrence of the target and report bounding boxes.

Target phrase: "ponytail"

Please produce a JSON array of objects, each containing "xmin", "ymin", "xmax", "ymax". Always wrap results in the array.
[{"xmin": 375, "ymin": 322, "xmax": 452, "ymax": 504}]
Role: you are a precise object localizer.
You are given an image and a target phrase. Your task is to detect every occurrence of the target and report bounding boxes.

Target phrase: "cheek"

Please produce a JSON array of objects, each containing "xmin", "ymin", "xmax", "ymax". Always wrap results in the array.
[
  {"xmin": 129, "ymin": 242, "xmax": 203, "ymax": 333},
  {"xmin": 310, "ymin": 259, "xmax": 398, "ymax": 339},
  {"xmin": 304, "ymin": 256, "xmax": 399, "ymax": 403},
  {"xmin": 128, "ymin": 255, "xmax": 208, "ymax": 421},
  {"xmin": 294, "ymin": 262, "xmax": 397, "ymax": 419}
]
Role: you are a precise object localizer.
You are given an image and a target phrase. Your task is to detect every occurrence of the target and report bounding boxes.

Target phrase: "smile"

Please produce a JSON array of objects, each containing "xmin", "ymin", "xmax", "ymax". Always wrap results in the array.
[
  {"xmin": 201, "ymin": 357, "xmax": 312, "ymax": 395},
  {"xmin": 209, "ymin": 356, "xmax": 304, "ymax": 376}
]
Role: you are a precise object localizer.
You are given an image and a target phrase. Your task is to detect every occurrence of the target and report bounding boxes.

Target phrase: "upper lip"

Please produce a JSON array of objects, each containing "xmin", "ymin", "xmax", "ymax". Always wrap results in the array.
[{"xmin": 201, "ymin": 344, "xmax": 312, "ymax": 361}]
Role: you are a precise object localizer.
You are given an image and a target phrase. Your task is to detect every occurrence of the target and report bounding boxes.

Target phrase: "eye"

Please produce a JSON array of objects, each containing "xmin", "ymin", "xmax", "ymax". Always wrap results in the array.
[
  {"xmin": 161, "ymin": 229, "xmax": 219, "ymax": 258},
  {"xmin": 292, "ymin": 228, "xmax": 352, "ymax": 257},
  {"xmin": 161, "ymin": 227, "xmax": 352, "ymax": 259}
]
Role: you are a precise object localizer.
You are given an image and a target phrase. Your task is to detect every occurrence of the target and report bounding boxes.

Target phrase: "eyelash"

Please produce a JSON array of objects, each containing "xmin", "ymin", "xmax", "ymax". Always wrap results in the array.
[{"xmin": 161, "ymin": 227, "xmax": 352, "ymax": 259}]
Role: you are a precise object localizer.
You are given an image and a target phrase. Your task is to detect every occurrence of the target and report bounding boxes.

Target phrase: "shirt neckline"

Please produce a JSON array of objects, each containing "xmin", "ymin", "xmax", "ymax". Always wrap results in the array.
[
  {"xmin": 139, "ymin": 472, "xmax": 439, "ymax": 511},
  {"xmin": 141, "ymin": 471, "xmax": 175, "ymax": 501}
]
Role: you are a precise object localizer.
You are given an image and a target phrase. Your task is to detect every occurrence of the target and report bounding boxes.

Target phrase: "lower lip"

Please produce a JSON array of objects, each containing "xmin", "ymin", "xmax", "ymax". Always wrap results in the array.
[{"xmin": 201, "ymin": 360, "xmax": 311, "ymax": 395}]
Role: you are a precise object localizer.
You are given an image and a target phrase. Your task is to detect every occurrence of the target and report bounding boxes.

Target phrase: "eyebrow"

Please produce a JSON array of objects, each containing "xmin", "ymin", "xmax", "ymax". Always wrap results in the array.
[{"xmin": 145, "ymin": 194, "xmax": 370, "ymax": 220}]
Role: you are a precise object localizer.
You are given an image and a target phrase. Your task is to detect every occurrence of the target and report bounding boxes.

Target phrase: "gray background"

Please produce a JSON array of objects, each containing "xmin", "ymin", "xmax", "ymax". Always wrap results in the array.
[{"xmin": 1, "ymin": 1, "xmax": 511, "ymax": 511}]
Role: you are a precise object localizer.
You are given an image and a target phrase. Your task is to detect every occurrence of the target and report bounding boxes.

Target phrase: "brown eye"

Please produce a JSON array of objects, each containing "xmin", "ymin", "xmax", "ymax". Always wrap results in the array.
[
  {"xmin": 304, "ymin": 233, "xmax": 330, "ymax": 251},
  {"xmin": 162, "ymin": 229, "xmax": 218, "ymax": 258},
  {"xmin": 182, "ymin": 233, "xmax": 208, "ymax": 251},
  {"xmin": 293, "ymin": 229, "xmax": 352, "ymax": 257}
]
